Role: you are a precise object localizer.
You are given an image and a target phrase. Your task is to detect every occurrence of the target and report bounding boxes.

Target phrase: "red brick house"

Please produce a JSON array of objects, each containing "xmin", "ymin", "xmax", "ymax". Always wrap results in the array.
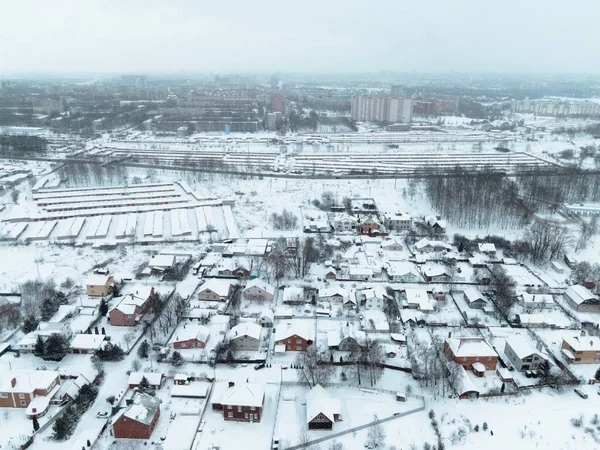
[
  {"xmin": 109, "ymin": 286, "xmax": 155, "ymax": 327},
  {"xmin": 212, "ymin": 382, "xmax": 265, "ymax": 422},
  {"xmin": 111, "ymin": 393, "xmax": 161, "ymax": 439},
  {"xmin": 274, "ymin": 323, "xmax": 313, "ymax": 352},
  {"xmin": 444, "ymin": 336, "xmax": 498, "ymax": 372},
  {"xmin": 0, "ymin": 371, "xmax": 60, "ymax": 414},
  {"xmin": 168, "ymin": 323, "xmax": 210, "ymax": 349}
]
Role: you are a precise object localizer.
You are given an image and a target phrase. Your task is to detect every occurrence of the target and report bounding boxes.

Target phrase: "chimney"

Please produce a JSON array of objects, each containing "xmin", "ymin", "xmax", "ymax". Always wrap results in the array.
[
  {"xmin": 11, "ymin": 378, "xmax": 16, "ymax": 388},
  {"xmin": 591, "ymin": 340, "xmax": 594, "ymax": 347},
  {"xmin": 448, "ymin": 332, "xmax": 452, "ymax": 339},
  {"xmin": 581, "ymin": 330, "xmax": 586, "ymax": 336},
  {"xmin": 32, "ymin": 408, "xmax": 37, "ymax": 413},
  {"xmin": 228, "ymin": 381, "xmax": 235, "ymax": 388}
]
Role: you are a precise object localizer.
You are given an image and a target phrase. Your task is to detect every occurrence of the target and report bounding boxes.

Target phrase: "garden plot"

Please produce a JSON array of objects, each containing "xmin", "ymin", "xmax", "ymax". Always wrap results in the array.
[{"xmin": 450, "ymin": 290, "xmax": 502, "ymax": 326}]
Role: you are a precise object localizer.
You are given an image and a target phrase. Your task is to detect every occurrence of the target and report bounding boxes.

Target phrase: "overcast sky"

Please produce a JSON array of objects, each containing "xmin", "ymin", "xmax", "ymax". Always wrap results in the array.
[{"xmin": 1, "ymin": 0, "xmax": 599, "ymax": 75}]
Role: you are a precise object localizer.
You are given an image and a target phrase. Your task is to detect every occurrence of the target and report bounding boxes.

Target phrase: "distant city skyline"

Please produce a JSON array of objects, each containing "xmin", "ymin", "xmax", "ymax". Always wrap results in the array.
[{"xmin": 1, "ymin": 0, "xmax": 600, "ymax": 75}]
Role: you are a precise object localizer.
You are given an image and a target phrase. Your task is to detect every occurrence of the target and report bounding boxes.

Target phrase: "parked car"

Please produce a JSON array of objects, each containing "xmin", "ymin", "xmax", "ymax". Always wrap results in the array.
[
  {"xmin": 574, "ymin": 388, "xmax": 588, "ymax": 399},
  {"xmin": 96, "ymin": 411, "xmax": 109, "ymax": 418},
  {"xmin": 254, "ymin": 363, "xmax": 266, "ymax": 370},
  {"xmin": 94, "ymin": 267, "xmax": 109, "ymax": 275}
]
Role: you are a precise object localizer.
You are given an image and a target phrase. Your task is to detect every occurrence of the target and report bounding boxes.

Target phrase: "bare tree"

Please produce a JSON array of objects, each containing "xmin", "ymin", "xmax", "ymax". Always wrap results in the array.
[
  {"xmin": 296, "ymin": 346, "xmax": 334, "ymax": 387},
  {"xmin": 365, "ymin": 415, "xmax": 386, "ymax": 449},
  {"xmin": 123, "ymin": 331, "xmax": 136, "ymax": 352}
]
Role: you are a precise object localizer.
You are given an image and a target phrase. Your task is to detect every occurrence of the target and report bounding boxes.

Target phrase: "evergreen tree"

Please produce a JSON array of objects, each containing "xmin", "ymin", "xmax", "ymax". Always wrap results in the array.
[
  {"xmin": 95, "ymin": 342, "xmax": 125, "ymax": 361},
  {"xmin": 137, "ymin": 376, "xmax": 156, "ymax": 396},
  {"xmin": 44, "ymin": 334, "xmax": 68, "ymax": 361},
  {"xmin": 52, "ymin": 406, "xmax": 75, "ymax": 440},
  {"xmin": 98, "ymin": 298, "xmax": 108, "ymax": 317},
  {"xmin": 22, "ymin": 315, "xmax": 39, "ymax": 333},
  {"xmin": 137, "ymin": 340, "xmax": 150, "ymax": 359},
  {"xmin": 595, "ymin": 367, "xmax": 600, "ymax": 381},
  {"xmin": 170, "ymin": 351, "xmax": 184, "ymax": 366},
  {"xmin": 33, "ymin": 335, "xmax": 45, "ymax": 357}
]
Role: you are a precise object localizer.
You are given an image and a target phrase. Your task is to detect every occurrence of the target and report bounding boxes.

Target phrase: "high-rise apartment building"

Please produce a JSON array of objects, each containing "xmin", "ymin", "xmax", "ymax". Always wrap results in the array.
[{"xmin": 351, "ymin": 96, "xmax": 413, "ymax": 123}]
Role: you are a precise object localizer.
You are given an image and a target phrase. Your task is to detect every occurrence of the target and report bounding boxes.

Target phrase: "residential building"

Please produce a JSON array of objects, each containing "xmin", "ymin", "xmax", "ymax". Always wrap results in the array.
[
  {"xmin": 282, "ymin": 287, "xmax": 305, "ymax": 304},
  {"xmin": 561, "ymin": 334, "xmax": 600, "ymax": 364},
  {"xmin": 306, "ymin": 385, "xmax": 341, "ymax": 430},
  {"xmin": 0, "ymin": 371, "xmax": 60, "ymax": 412},
  {"xmin": 504, "ymin": 337, "xmax": 548, "ymax": 372},
  {"xmin": 383, "ymin": 212, "xmax": 412, "ymax": 232},
  {"xmin": 381, "ymin": 236, "xmax": 404, "ymax": 251},
  {"xmin": 519, "ymin": 293, "xmax": 555, "ymax": 310},
  {"xmin": 169, "ymin": 323, "xmax": 210, "ymax": 349},
  {"xmin": 70, "ymin": 334, "xmax": 105, "ymax": 354},
  {"xmin": 243, "ymin": 279, "xmax": 275, "ymax": 302},
  {"xmin": 109, "ymin": 286, "xmax": 155, "ymax": 327},
  {"xmin": 351, "ymin": 95, "xmax": 413, "ymax": 123},
  {"xmin": 463, "ymin": 287, "xmax": 487, "ymax": 310},
  {"xmin": 85, "ymin": 274, "xmax": 114, "ymax": 297},
  {"xmin": 402, "ymin": 289, "xmax": 434, "ymax": 311},
  {"xmin": 348, "ymin": 267, "xmax": 373, "ymax": 281},
  {"xmin": 318, "ymin": 286, "xmax": 348, "ymax": 303},
  {"xmin": 564, "ymin": 285, "xmax": 600, "ymax": 312},
  {"xmin": 386, "ymin": 262, "xmax": 421, "ymax": 282},
  {"xmin": 332, "ymin": 213, "xmax": 358, "ymax": 233},
  {"xmin": 423, "ymin": 266, "xmax": 451, "ymax": 283},
  {"xmin": 259, "ymin": 309, "xmax": 274, "ymax": 327},
  {"xmin": 111, "ymin": 393, "xmax": 161, "ymax": 439},
  {"xmin": 274, "ymin": 322, "xmax": 313, "ymax": 351},
  {"xmin": 477, "ymin": 243, "xmax": 497, "ymax": 254},
  {"xmin": 198, "ymin": 280, "xmax": 234, "ymax": 301},
  {"xmin": 359, "ymin": 287, "xmax": 389, "ymax": 310},
  {"xmin": 212, "ymin": 382, "xmax": 265, "ymax": 422},
  {"xmin": 228, "ymin": 322, "xmax": 262, "ymax": 351},
  {"xmin": 444, "ymin": 336, "xmax": 499, "ymax": 371},
  {"xmin": 359, "ymin": 216, "xmax": 382, "ymax": 234}
]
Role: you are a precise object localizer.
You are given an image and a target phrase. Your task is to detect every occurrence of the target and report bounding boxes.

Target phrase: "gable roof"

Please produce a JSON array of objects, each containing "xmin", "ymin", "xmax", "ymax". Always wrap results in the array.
[
  {"xmin": 70, "ymin": 334, "xmax": 105, "ymax": 350},
  {"xmin": 404, "ymin": 289, "xmax": 434, "ymax": 311},
  {"xmin": 319, "ymin": 286, "xmax": 348, "ymax": 299},
  {"xmin": 199, "ymin": 279, "xmax": 233, "ymax": 297},
  {"xmin": 306, "ymin": 385, "xmax": 340, "ymax": 423},
  {"xmin": 229, "ymin": 322, "xmax": 262, "ymax": 341},
  {"xmin": 128, "ymin": 372, "xmax": 164, "ymax": 387},
  {"xmin": 244, "ymin": 279, "xmax": 276, "ymax": 296},
  {"xmin": 85, "ymin": 274, "xmax": 112, "ymax": 286},
  {"xmin": 274, "ymin": 321, "xmax": 312, "ymax": 342},
  {"xmin": 563, "ymin": 334, "xmax": 600, "ymax": 352},
  {"xmin": 122, "ymin": 393, "xmax": 161, "ymax": 425},
  {"xmin": 464, "ymin": 287, "xmax": 485, "ymax": 304},
  {"xmin": 565, "ymin": 285, "xmax": 597, "ymax": 305},
  {"xmin": 169, "ymin": 324, "xmax": 210, "ymax": 344},
  {"xmin": 505, "ymin": 337, "xmax": 546, "ymax": 360},
  {"xmin": 446, "ymin": 337, "xmax": 497, "ymax": 358}
]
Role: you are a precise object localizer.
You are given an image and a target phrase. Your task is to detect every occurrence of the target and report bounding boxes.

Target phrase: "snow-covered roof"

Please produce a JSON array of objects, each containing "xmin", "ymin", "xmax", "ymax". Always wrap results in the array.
[
  {"xmin": 387, "ymin": 261, "xmax": 418, "ymax": 277},
  {"xmin": 564, "ymin": 285, "xmax": 597, "ymax": 305},
  {"xmin": 404, "ymin": 289, "xmax": 434, "ymax": 311},
  {"xmin": 123, "ymin": 393, "xmax": 161, "ymax": 425},
  {"xmin": 423, "ymin": 266, "xmax": 450, "ymax": 278},
  {"xmin": 478, "ymin": 243, "xmax": 496, "ymax": 253},
  {"xmin": 199, "ymin": 279, "xmax": 234, "ymax": 297},
  {"xmin": 169, "ymin": 323, "xmax": 210, "ymax": 344},
  {"xmin": 150, "ymin": 254, "xmax": 176, "ymax": 269},
  {"xmin": 446, "ymin": 337, "xmax": 497, "ymax": 358},
  {"xmin": 70, "ymin": 334, "xmax": 105, "ymax": 350},
  {"xmin": 384, "ymin": 211, "xmax": 411, "ymax": 221},
  {"xmin": 520, "ymin": 293, "xmax": 555, "ymax": 306},
  {"xmin": 505, "ymin": 337, "xmax": 546, "ymax": 360},
  {"xmin": 85, "ymin": 274, "xmax": 112, "ymax": 286},
  {"xmin": 260, "ymin": 309, "xmax": 274, "ymax": 321},
  {"xmin": 306, "ymin": 385, "xmax": 340, "ymax": 423},
  {"xmin": 282, "ymin": 287, "xmax": 304, "ymax": 302},
  {"xmin": 122, "ymin": 284, "xmax": 154, "ymax": 301},
  {"xmin": 128, "ymin": 372, "xmax": 164, "ymax": 387},
  {"xmin": 171, "ymin": 383, "xmax": 209, "ymax": 398},
  {"xmin": 220, "ymin": 383, "xmax": 265, "ymax": 407},
  {"xmin": 229, "ymin": 322, "xmax": 262, "ymax": 341},
  {"xmin": 327, "ymin": 330, "xmax": 341, "ymax": 348},
  {"xmin": 471, "ymin": 362, "xmax": 486, "ymax": 372},
  {"xmin": 275, "ymin": 321, "xmax": 313, "ymax": 342},
  {"xmin": 244, "ymin": 278, "xmax": 276, "ymax": 296},
  {"xmin": 319, "ymin": 286, "xmax": 348, "ymax": 299},
  {"xmin": 464, "ymin": 287, "xmax": 485, "ymax": 304},
  {"xmin": 0, "ymin": 370, "xmax": 58, "ymax": 393},
  {"xmin": 563, "ymin": 334, "xmax": 600, "ymax": 352},
  {"xmin": 115, "ymin": 302, "xmax": 138, "ymax": 315},
  {"xmin": 349, "ymin": 267, "xmax": 373, "ymax": 276},
  {"xmin": 360, "ymin": 286, "xmax": 388, "ymax": 301}
]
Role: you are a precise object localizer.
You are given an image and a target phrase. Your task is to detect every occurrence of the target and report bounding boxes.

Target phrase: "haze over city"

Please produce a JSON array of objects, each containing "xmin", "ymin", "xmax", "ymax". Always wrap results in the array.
[{"xmin": 2, "ymin": 0, "xmax": 600, "ymax": 74}]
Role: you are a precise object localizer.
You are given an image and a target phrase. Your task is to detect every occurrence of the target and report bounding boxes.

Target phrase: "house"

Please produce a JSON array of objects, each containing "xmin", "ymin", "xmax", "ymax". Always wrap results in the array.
[
  {"xmin": 243, "ymin": 279, "xmax": 275, "ymax": 302},
  {"xmin": 381, "ymin": 237, "xmax": 404, "ymax": 252},
  {"xmin": 85, "ymin": 274, "xmax": 114, "ymax": 297},
  {"xmin": 343, "ymin": 294, "xmax": 357, "ymax": 310},
  {"xmin": 169, "ymin": 323, "xmax": 210, "ymax": 349},
  {"xmin": 149, "ymin": 254, "xmax": 176, "ymax": 272},
  {"xmin": 274, "ymin": 322, "xmax": 313, "ymax": 351},
  {"xmin": 328, "ymin": 324, "xmax": 366, "ymax": 351},
  {"xmin": 198, "ymin": 279, "xmax": 234, "ymax": 301},
  {"xmin": 477, "ymin": 243, "xmax": 497, "ymax": 254},
  {"xmin": 423, "ymin": 266, "xmax": 451, "ymax": 283},
  {"xmin": 351, "ymin": 198, "xmax": 378, "ymax": 215},
  {"xmin": 504, "ymin": 337, "xmax": 548, "ymax": 372},
  {"xmin": 359, "ymin": 286, "xmax": 389, "ymax": 310},
  {"xmin": 109, "ymin": 285, "xmax": 155, "ymax": 326},
  {"xmin": 259, "ymin": 309, "xmax": 274, "ymax": 327},
  {"xmin": 359, "ymin": 216, "xmax": 382, "ymax": 234},
  {"xmin": 306, "ymin": 385, "xmax": 341, "ymax": 430},
  {"xmin": 212, "ymin": 382, "xmax": 265, "ymax": 422},
  {"xmin": 128, "ymin": 372, "xmax": 165, "ymax": 390},
  {"xmin": 325, "ymin": 268, "xmax": 337, "ymax": 280},
  {"xmin": 430, "ymin": 286, "xmax": 446, "ymax": 301},
  {"xmin": 444, "ymin": 336, "xmax": 499, "ymax": 371},
  {"xmin": 111, "ymin": 393, "xmax": 161, "ymax": 439},
  {"xmin": 425, "ymin": 215, "xmax": 446, "ymax": 233},
  {"xmin": 386, "ymin": 262, "xmax": 421, "ymax": 282},
  {"xmin": 332, "ymin": 213, "xmax": 358, "ymax": 233},
  {"xmin": 70, "ymin": 334, "xmax": 105, "ymax": 354},
  {"xmin": 218, "ymin": 259, "xmax": 251, "ymax": 278},
  {"xmin": 519, "ymin": 293, "xmax": 555, "ymax": 310},
  {"xmin": 383, "ymin": 212, "xmax": 412, "ymax": 232},
  {"xmin": 414, "ymin": 238, "xmax": 451, "ymax": 253},
  {"xmin": 282, "ymin": 287, "xmax": 305, "ymax": 304},
  {"xmin": 228, "ymin": 322, "xmax": 262, "ymax": 351},
  {"xmin": 561, "ymin": 334, "xmax": 600, "ymax": 364},
  {"xmin": 402, "ymin": 289, "xmax": 434, "ymax": 312},
  {"xmin": 0, "ymin": 371, "xmax": 60, "ymax": 414},
  {"xmin": 463, "ymin": 287, "xmax": 487, "ymax": 310},
  {"xmin": 15, "ymin": 322, "xmax": 72, "ymax": 353},
  {"xmin": 348, "ymin": 267, "xmax": 373, "ymax": 281},
  {"xmin": 564, "ymin": 285, "xmax": 600, "ymax": 313},
  {"xmin": 318, "ymin": 286, "xmax": 348, "ymax": 303}
]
